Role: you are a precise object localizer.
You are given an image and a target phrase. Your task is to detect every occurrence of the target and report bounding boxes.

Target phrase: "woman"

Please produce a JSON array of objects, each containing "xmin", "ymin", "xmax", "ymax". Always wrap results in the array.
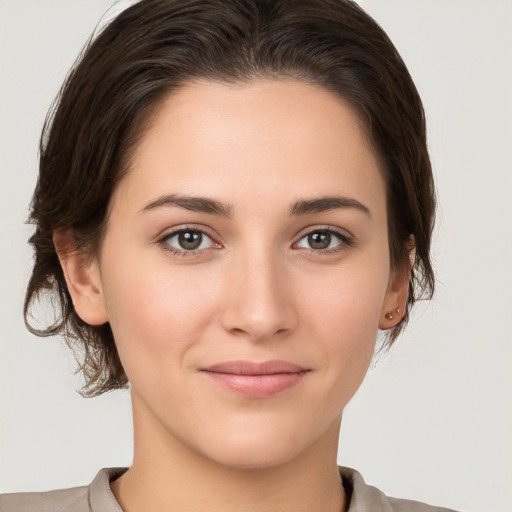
[{"xmin": 0, "ymin": 0, "xmax": 461, "ymax": 510}]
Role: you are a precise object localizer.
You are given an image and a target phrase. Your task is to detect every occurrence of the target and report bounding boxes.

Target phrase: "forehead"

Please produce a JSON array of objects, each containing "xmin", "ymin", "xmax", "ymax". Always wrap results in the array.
[{"xmin": 115, "ymin": 79, "xmax": 384, "ymax": 215}]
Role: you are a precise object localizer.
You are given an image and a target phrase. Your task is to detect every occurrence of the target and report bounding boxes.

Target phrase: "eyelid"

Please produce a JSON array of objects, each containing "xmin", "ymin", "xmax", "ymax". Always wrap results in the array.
[
  {"xmin": 156, "ymin": 223, "xmax": 354, "ymax": 257},
  {"xmin": 157, "ymin": 224, "xmax": 221, "ymax": 242},
  {"xmin": 292, "ymin": 225, "xmax": 354, "ymax": 252},
  {"xmin": 158, "ymin": 224, "xmax": 222, "ymax": 256},
  {"xmin": 294, "ymin": 224, "xmax": 353, "ymax": 240}
]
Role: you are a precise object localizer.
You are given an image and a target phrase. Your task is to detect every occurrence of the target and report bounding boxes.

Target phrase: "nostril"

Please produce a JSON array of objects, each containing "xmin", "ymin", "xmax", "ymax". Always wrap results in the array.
[{"xmin": 220, "ymin": 262, "xmax": 298, "ymax": 341}]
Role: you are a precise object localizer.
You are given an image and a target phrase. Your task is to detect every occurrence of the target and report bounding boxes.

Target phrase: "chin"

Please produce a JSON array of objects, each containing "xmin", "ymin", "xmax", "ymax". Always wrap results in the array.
[
  {"xmin": 193, "ymin": 419, "xmax": 326, "ymax": 472},
  {"xmin": 205, "ymin": 443, "xmax": 299, "ymax": 471}
]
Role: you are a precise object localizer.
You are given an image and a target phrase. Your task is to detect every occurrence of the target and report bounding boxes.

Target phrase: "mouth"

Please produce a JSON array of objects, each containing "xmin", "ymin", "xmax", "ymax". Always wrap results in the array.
[{"xmin": 200, "ymin": 360, "xmax": 310, "ymax": 398}]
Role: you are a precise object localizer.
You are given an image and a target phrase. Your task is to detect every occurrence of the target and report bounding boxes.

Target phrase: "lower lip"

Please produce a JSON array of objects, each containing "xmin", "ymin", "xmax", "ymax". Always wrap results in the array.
[{"xmin": 202, "ymin": 371, "xmax": 308, "ymax": 398}]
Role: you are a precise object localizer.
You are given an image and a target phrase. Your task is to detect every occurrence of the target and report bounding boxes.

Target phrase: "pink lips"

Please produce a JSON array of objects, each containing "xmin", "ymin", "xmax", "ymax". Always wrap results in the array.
[{"xmin": 201, "ymin": 360, "xmax": 309, "ymax": 398}]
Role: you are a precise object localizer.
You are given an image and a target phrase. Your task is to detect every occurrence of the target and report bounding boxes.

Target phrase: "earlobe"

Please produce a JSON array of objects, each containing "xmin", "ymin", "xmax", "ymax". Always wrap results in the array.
[
  {"xmin": 379, "ymin": 237, "xmax": 415, "ymax": 330},
  {"xmin": 53, "ymin": 231, "xmax": 108, "ymax": 326},
  {"xmin": 378, "ymin": 269, "xmax": 409, "ymax": 330}
]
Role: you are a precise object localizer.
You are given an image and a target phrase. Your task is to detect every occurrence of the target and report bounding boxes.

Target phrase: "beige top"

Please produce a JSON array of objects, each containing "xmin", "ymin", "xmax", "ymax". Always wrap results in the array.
[{"xmin": 0, "ymin": 466, "xmax": 459, "ymax": 512}]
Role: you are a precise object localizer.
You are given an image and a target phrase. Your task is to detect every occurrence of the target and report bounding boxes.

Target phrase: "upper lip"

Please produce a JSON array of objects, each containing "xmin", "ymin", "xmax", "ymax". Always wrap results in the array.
[{"xmin": 201, "ymin": 360, "xmax": 309, "ymax": 375}]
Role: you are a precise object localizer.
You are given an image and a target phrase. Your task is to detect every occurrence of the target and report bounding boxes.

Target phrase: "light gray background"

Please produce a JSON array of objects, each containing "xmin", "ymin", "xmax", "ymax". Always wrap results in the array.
[{"xmin": 0, "ymin": 1, "xmax": 511, "ymax": 511}]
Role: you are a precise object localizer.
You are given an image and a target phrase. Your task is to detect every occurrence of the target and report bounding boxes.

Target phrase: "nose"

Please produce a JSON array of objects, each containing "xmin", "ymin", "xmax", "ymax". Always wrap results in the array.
[{"xmin": 220, "ymin": 247, "xmax": 298, "ymax": 342}]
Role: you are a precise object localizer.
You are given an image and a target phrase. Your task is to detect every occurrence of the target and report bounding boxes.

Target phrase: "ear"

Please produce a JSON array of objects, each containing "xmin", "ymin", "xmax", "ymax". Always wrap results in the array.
[
  {"xmin": 378, "ymin": 238, "xmax": 415, "ymax": 330},
  {"xmin": 53, "ymin": 231, "xmax": 109, "ymax": 325}
]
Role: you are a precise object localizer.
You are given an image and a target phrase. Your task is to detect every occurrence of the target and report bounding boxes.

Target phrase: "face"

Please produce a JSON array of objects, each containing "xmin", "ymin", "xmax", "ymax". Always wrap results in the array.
[{"xmin": 73, "ymin": 80, "xmax": 406, "ymax": 470}]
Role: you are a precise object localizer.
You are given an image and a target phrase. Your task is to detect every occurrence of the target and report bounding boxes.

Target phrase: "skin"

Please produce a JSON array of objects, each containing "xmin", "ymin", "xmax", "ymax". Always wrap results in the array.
[{"xmin": 57, "ymin": 79, "xmax": 409, "ymax": 512}]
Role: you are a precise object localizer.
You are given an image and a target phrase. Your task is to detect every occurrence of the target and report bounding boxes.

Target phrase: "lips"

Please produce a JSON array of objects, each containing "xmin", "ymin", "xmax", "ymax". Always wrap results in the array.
[{"xmin": 201, "ymin": 360, "xmax": 310, "ymax": 398}]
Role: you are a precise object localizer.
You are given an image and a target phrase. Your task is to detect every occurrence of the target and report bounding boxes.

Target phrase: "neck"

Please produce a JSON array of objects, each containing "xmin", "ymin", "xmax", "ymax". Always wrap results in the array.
[{"xmin": 111, "ymin": 397, "xmax": 346, "ymax": 512}]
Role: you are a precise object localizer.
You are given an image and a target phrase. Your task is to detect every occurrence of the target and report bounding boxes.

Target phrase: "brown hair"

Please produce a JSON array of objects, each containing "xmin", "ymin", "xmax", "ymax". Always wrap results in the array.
[{"xmin": 25, "ymin": 0, "xmax": 435, "ymax": 396}]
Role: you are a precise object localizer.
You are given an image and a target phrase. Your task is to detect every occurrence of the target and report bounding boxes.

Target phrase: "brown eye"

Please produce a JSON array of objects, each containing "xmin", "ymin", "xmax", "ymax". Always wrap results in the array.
[
  {"xmin": 308, "ymin": 232, "xmax": 331, "ymax": 250},
  {"xmin": 296, "ymin": 229, "xmax": 348, "ymax": 251},
  {"xmin": 178, "ymin": 231, "xmax": 202, "ymax": 250},
  {"xmin": 164, "ymin": 229, "xmax": 214, "ymax": 252}
]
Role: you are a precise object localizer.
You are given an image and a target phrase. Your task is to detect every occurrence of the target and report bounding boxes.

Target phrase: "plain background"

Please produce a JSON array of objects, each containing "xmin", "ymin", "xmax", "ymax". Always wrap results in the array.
[{"xmin": 0, "ymin": 1, "xmax": 511, "ymax": 511}]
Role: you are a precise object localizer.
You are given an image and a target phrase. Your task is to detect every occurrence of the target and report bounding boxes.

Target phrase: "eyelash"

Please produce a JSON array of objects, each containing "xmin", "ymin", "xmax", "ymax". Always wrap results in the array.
[
  {"xmin": 159, "ymin": 226, "xmax": 219, "ymax": 258},
  {"xmin": 158, "ymin": 225, "xmax": 354, "ymax": 258},
  {"xmin": 293, "ymin": 226, "xmax": 354, "ymax": 255}
]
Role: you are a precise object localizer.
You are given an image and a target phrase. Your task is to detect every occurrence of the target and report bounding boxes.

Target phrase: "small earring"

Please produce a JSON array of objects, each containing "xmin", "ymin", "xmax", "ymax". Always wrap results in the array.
[{"xmin": 385, "ymin": 308, "xmax": 401, "ymax": 320}]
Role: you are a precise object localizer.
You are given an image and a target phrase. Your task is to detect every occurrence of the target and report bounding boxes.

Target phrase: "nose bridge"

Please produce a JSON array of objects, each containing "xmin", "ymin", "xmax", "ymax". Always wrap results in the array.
[{"xmin": 221, "ymin": 239, "xmax": 296, "ymax": 341}]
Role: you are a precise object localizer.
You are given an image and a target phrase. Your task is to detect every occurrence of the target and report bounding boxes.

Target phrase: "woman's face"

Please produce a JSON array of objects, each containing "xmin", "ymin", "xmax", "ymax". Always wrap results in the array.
[{"xmin": 80, "ymin": 80, "xmax": 405, "ymax": 469}]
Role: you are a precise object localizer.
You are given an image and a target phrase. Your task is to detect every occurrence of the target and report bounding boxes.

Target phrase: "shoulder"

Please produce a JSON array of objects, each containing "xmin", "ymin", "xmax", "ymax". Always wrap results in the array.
[
  {"xmin": 339, "ymin": 466, "xmax": 461, "ymax": 512},
  {"xmin": 0, "ymin": 468, "xmax": 126, "ymax": 512},
  {"xmin": 0, "ymin": 485, "xmax": 89, "ymax": 512}
]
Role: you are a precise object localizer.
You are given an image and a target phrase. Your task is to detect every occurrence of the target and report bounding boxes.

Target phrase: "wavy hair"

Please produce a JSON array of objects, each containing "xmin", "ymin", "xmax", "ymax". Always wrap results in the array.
[{"xmin": 25, "ymin": 0, "xmax": 435, "ymax": 396}]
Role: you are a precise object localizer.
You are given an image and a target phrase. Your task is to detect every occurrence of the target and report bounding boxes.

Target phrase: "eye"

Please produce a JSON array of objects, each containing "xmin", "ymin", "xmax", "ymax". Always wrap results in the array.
[
  {"xmin": 295, "ymin": 229, "xmax": 350, "ymax": 251},
  {"xmin": 162, "ymin": 228, "xmax": 217, "ymax": 253}
]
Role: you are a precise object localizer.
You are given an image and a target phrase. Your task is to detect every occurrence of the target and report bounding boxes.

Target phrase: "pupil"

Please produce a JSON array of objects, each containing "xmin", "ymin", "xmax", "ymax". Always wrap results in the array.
[
  {"xmin": 179, "ymin": 231, "xmax": 202, "ymax": 250},
  {"xmin": 309, "ymin": 232, "xmax": 330, "ymax": 249}
]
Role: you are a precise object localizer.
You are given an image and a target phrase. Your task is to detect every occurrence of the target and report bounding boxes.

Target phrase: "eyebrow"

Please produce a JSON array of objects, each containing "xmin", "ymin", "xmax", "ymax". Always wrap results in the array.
[
  {"xmin": 289, "ymin": 196, "xmax": 371, "ymax": 218},
  {"xmin": 141, "ymin": 194, "xmax": 234, "ymax": 218},
  {"xmin": 140, "ymin": 194, "xmax": 370, "ymax": 218}
]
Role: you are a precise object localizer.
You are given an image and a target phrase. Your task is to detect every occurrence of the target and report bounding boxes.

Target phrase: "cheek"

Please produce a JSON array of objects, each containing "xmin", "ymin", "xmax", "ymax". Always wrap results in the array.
[
  {"xmin": 299, "ymin": 258, "xmax": 389, "ymax": 338},
  {"xmin": 100, "ymin": 253, "xmax": 221, "ymax": 376},
  {"xmin": 297, "ymin": 261, "xmax": 389, "ymax": 395}
]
